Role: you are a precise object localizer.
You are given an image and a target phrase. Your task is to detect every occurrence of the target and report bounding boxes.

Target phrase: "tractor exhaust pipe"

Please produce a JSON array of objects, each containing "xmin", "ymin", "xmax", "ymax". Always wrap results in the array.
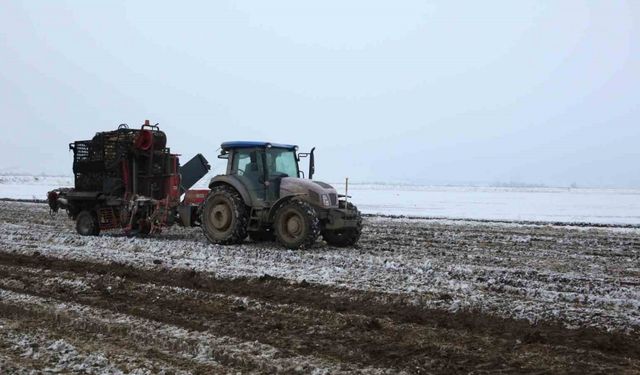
[{"xmin": 309, "ymin": 147, "xmax": 315, "ymax": 180}]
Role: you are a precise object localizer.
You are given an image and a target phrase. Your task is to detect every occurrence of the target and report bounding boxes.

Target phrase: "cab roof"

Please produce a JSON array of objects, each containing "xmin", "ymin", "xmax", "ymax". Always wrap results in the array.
[{"xmin": 221, "ymin": 141, "xmax": 297, "ymax": 150}]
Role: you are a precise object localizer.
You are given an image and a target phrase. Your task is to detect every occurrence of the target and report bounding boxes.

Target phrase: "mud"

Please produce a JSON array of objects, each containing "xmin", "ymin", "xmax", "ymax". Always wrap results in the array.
[
  {"xmin": 0, "ymin": 201, "xmax": 639, "ymax": 373},
  {"xmin": 0, "ymin": 251, "xmax": 637, "ymax": 373}
]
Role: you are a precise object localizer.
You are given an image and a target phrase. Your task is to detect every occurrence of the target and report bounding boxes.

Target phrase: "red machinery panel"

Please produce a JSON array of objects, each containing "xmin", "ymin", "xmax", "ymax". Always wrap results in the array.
[{"xmin": 183, "ymin": 189, "xmax": 209, "ymax": 206}]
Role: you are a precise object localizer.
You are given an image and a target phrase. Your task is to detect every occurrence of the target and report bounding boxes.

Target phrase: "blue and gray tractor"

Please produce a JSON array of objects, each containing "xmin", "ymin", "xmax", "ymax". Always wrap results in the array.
[{"xmin": 201, "ymin": 142, "xmax": 362, "ymax": 249}]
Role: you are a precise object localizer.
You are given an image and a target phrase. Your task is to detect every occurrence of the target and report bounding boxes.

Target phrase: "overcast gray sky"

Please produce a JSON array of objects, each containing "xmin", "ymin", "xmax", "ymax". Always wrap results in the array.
[{"xmin": 1, "ymin": 1, "xmax": 638, "ymax": 187}]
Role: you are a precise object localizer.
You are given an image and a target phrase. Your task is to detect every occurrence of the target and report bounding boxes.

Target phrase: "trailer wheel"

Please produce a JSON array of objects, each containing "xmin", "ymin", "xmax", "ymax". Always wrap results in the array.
[
  {"xmin": 322, "ymin": 203, "xmax": 362, "ymax": 247},
  {"xmin": 201, "ymin": 185, "xmax": 248, "ymax": 245},
  {"xmin": 274, "ymin": 200, "xmax": 320, "ymax": 249},
  {"xmin": 76, "ymin": 210, "xmax": 100, "ymax": 236}
]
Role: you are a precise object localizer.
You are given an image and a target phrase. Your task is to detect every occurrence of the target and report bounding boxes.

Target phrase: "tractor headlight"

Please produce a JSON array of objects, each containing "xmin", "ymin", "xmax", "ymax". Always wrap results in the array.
[{"xmin": 321, "ymin": 194, "xmax": 331, "ymax": 207}]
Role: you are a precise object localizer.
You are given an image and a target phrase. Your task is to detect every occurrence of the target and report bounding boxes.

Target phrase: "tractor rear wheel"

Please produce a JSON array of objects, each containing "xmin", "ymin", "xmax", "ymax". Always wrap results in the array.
[
  {"xmin": 274, "ymin": 200, "xmax": 320, "ymax": 249},
  {"xmin": 201, "ymin": 185, "xmax": 248, "ymax": 245},
  {"xmin": 322, "ymin": 203, "xmax": 362, "ymax": 247},
  {"xmin": 76, "ymin": 210, "xmax": 100, "ymax": 236}
]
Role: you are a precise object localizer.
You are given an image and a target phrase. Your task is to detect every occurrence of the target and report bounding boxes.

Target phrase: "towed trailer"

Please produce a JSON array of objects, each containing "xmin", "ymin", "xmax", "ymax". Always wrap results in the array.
[{"xmin": 48, "ymin": 121, "xmax": 210, "ymax": 236}]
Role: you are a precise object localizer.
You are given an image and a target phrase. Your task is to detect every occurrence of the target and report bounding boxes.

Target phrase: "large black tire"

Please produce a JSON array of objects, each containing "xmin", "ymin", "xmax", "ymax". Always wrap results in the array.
[
  {"xmin": 76, "ymin": 210, "xmax": 100, "ymax": 236},
  {"xmin": 274, "ymin": 200, "xmax": 320, "ymax": 249},
  {"xmin": 201, "ymin": 185, "xmax": 249, "ymax": 245},
  {"xmin": 322, "ymin": 203, "xmax": 362, "ymax": 247},
  {"xmin": 249, "ymin": 229, "xmax": 275, "ymax": 242}
]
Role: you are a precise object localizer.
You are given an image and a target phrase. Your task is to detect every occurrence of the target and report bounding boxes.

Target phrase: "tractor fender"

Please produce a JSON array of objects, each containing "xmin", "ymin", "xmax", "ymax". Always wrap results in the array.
[
  {"xmin": 208, "ymin": 175, "xmax": 253, "ymax": 206},
  {"xmin": 267, "ymin": 194, "xmax": 306, "ymax": 222}
]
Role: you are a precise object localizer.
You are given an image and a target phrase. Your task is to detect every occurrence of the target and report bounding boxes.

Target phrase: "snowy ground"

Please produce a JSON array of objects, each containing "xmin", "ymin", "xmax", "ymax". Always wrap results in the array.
[
  {"xmin": 2, "ymin": 201, "xmax": 638, "ymax": 333},
  {"xmin": 0, "ymin": 201, "xmax": 638, "ymax": 373},
  {"xmin": 2, "ymin": 175, "xmax": 639, "ymax": 224},
  {"xmin": 0, "ymin": 175, "xmax": 72, "ymax": 201},
  {"xmin": 332, "ymin": 183, "xmax": 640, "ymax": 225}
]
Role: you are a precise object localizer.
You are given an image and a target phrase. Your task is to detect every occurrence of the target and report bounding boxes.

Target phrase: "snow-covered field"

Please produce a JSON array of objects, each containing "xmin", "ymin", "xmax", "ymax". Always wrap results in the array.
[
  {"xmin": 333, "ymin": 183, "xmax": 640, "ymax": 225},
  {"xmin": 2, "ymin": 175, "xmax": 639, "ymax": 225},
  {"xmin": 0, "ymin": 175, "xmax": 72, "ymax": 201},
  {"xmin": 1, "ymin": 201, "xmax": 639, "ymax": 332},
  {"xmin": 0, "ymin": 201, "xmax": 639, "ymax": 373}
]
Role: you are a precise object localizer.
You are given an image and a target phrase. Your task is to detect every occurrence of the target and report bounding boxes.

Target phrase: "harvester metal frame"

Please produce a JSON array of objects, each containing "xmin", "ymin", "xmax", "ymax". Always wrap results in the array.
[{"xmin": 48, "ymin": 122, "xmax": 210, "ymax": 236}]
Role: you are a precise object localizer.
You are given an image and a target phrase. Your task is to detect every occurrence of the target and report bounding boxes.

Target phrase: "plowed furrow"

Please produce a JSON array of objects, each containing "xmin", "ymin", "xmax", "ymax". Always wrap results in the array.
[{"xmin": 0, "ymin": 252, "xmax": 637, "ymax": 374}]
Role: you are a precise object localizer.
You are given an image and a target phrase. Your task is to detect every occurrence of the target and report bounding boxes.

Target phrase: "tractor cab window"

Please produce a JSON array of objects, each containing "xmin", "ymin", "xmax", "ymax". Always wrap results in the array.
[
  {"xmin": 232, "ymin": 150, "xmax": 263, "ymax": 182},
  {"xmin": 266, "ymin": 148, "xmax": 298, "ymax": 178}
]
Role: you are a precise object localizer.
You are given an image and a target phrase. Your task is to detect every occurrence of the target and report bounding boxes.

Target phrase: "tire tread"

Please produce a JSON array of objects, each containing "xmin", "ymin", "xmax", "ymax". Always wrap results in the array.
[
  {"xmin": 274, "ymin": 199, "xmax": 320, "ymax": 249},
  {"xmin": 201, "ymin": 185, "xmax": 248, "ymax": 245}
]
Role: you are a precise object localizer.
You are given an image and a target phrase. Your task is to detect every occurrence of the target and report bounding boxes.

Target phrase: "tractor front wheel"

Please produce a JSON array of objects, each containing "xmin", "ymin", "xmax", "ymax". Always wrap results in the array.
[
  {"xmin": 274, "ymin": 200, "xmax": 320, "ymax": 249},
  {"xmin": 76, "ymin": 210, "xmax": 100, "ymax": 236},
  {"xmin": 322, "ymin": 203, "xmax": 362, "ymax": 247},
  {"xmin": 201, "ymin": 185, "xmax": 249, "ymax": 245}
]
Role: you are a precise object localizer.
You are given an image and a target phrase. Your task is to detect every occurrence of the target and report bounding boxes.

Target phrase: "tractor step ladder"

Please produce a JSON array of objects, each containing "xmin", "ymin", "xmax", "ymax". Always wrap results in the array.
[{"xmin": 248, "ymin": 208, "xmax": 265, "ymax": 231}]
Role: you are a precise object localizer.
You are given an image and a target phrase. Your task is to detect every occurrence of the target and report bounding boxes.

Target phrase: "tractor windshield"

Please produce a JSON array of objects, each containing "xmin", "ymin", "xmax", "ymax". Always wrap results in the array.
[{"xmin": 265, "ymin": 148, "xmax": 298, "ymax": 178}]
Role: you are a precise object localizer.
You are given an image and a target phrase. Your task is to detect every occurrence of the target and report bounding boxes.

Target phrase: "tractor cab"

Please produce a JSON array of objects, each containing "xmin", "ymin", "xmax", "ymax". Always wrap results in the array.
[{"xmin": 218, "ymin": 142, "xmax": 316, "ymax": 204}]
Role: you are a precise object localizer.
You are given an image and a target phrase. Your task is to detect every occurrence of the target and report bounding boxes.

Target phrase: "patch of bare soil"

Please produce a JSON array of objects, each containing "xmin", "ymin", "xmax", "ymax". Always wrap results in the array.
[{"xmin": 0, "ymin": 252, "xmax": 638, "ymax": 374}]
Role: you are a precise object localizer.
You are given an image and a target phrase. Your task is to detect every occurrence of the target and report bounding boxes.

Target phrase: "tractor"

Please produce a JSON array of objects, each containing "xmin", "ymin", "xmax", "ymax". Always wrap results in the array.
[{"xmin": 201, "ymin": 142, "xmax": 362, "ymax": 249}]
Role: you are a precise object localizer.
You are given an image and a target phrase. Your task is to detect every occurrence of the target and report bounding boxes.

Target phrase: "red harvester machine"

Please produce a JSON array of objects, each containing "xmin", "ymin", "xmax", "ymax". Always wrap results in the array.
[{"xmin": 48, "ymin": 121, "xmax": 210, "ymax": 236}]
